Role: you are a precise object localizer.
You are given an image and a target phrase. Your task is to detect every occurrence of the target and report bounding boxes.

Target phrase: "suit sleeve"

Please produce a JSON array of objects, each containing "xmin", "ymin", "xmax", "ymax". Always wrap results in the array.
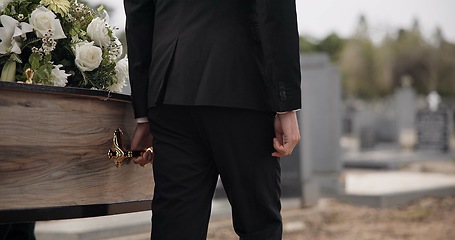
[
  {"xmin": 124, "ymin": 0, "xmax": 155, "ymax": 118},
  {"xmin": 256, "ymin": 0, "xmax": 301, "ymax": 112}
]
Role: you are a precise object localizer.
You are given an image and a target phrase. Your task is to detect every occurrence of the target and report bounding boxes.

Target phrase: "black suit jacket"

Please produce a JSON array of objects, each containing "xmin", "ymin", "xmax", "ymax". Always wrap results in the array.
[{"xmin": 124, "ymin": 0, "xmax": 301, "ymax": 118}]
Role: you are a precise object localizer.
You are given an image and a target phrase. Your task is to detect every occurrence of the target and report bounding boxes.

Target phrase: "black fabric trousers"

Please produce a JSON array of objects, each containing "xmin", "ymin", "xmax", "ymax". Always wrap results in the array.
[
  {"xmin": 148, "ymin": 105, "xmax": 282, "ymax": 240},
  {"xmin": 0, "ymin": 223, "xmax": 35, "ymax": 240}
]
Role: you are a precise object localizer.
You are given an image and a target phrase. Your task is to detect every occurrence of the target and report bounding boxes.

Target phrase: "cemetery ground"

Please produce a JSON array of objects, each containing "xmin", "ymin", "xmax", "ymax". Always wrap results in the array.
[{"xmin": 207, "ymin": 160, "xmax": 455, "ymax": 240}]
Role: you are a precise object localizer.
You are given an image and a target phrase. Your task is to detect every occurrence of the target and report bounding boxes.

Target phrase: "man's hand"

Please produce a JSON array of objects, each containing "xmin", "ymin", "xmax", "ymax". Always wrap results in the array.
[
  {"xmin": 272, "ymin": 111, "xmax": 300, "ymax": 157},
  {"xmin": 130, "ymin": 122, "xmax": 154, "ymax": 166}
]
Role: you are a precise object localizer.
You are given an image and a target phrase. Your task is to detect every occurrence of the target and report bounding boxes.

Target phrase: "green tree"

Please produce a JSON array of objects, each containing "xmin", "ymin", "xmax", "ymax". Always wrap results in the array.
[
  {"xmin": 299, "ymin": 35, "xmax": 317, "ymax": 53},
  {"xmin": 339, "ymin": 15, "xmax": 379, "ymax": 99},
  {"xmin": 335, "ymin": 16, "xmax": 455, "ymax": 99},
  {"xmin": 388, "ymin": 21, "xmax": 433, "ymax": 94},
  {"xmin": 315, "ymin": 33, "xmax": 344, "ymax": 61},
  {"xmin": 432, "ymin": 28, "xmax": 455, "ymax": 97}
]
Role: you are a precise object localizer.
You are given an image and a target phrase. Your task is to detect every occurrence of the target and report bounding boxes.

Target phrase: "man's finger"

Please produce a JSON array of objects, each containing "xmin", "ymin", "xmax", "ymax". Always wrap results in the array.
[
  {"xmin": 133, "ymin": 156, "xmax": 147, "ymax": 166},
  {"xmin": 272, "ymin": 138, "xmax": 291, "ymax": 156},
  {"xmin": 272, "ymin": 151, "xmax": 286, "ymax": 157},
  {"xmin": 143, "ymin": 150, "xmax": 154, "ymax": 164}
]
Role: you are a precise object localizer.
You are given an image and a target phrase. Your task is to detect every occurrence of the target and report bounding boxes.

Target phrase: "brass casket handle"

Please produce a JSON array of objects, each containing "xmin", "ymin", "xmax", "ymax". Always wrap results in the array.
[{"xmin": 107, "ymin": 128, "xmax": 153, "ymax": 167}]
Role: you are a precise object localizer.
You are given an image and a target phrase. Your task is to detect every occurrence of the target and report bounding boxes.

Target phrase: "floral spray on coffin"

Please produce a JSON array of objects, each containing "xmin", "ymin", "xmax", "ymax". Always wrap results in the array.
[
  {"xmin": 0, "ymin": 1, "xmax": 153, "ymax": 220},
  {"xmin": 0, "ymin": 0, "xmax": 128, "ymax": 92}
]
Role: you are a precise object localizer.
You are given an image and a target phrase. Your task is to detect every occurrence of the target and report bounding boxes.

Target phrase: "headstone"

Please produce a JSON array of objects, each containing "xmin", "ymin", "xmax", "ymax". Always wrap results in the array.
[
  {"xmin": 395, "ymin": 86, "xmax": 417, "ymax": 149},
  {"xmin": 359, "ymin": 126, "xmax": 376, "ymax": 149},
  {"xmin": 298, "ymin": 53, "xmax": 343, "ymax": 201},
  {"xmin": 352, "ymin": 107, "xmax": 377, "ymax": 151},
  {"xmin": 375, "ymin": 115, "xmax": 397, "ymax": 143},
  {"xmin": 427, "ymin": 91, "xmax": 441, "ymax": 112},
  {"xmin": 416, "ymin": 109, "xmax": 452, "ymax": 152},
  {"xmin": 342, "ymin": 105, "xmax": 355, "ymax": 135}
]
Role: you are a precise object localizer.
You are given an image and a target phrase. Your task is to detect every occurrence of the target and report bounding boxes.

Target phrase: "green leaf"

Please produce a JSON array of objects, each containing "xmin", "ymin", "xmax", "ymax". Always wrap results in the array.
[
  {"xmin": 10, "ymin": 54, "xmax": 22, "ymax": 64},
  {"xmin": 1, "ymin": 61, "xmax": 17, "ymax": 82},
  {"xmin": 97, "ymin": 5, "xmax": 105, "ymax": 14},
  {"xmin": 44, "ymin": 54, "xmax": 52, "ymax": 63},
  {"xmin": 29, "ymin": 52, "xmax": 41, "ymax": 70}
]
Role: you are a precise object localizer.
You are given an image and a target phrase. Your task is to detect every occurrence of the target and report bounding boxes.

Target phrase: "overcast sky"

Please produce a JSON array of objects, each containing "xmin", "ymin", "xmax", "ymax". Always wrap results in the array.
[{"xmin": 93, "ymin": 0, "xmax": 455, "ymax": 42}]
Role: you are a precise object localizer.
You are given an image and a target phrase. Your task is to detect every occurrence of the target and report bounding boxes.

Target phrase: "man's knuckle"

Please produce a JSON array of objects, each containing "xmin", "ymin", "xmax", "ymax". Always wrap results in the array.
[{"xmin": 292, "ymin": 135, "xmax": 300, "ymax": 142}]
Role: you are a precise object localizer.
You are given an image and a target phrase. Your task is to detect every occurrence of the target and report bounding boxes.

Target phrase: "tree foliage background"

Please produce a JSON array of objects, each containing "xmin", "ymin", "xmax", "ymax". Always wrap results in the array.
[{"xmin": 300, "ymin": 15, "xmax": 455, "ymax": 99}]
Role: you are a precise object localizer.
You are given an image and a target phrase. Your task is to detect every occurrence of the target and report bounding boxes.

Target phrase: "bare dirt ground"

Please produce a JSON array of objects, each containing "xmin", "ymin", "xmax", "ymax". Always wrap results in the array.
[
  {"xmin": 208, "ymin": 196, "xmax": 455, "ymax": 240},
  {"xmin": 207, "ymin": 160, "xmax": 455, "ymax": 240}
]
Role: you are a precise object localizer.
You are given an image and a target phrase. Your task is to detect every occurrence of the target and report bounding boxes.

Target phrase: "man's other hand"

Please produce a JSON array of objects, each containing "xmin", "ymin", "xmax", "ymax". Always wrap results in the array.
[{"xmin": 272, "ymin": 111, "xmax": 300, "ymax": 157}]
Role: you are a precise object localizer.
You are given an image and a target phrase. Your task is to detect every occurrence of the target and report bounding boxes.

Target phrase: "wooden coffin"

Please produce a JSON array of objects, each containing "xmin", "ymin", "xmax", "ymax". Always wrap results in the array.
[{"xmin": 0, "ymin": 82, "xmax": 154, "ymax": 223}]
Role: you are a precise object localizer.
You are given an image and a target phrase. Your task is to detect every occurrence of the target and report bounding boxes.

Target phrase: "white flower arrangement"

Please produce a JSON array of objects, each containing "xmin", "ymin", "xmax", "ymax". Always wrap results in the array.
[{"xmin": 0, "ymin": 0, "xmax": 128, "ymax": 92}]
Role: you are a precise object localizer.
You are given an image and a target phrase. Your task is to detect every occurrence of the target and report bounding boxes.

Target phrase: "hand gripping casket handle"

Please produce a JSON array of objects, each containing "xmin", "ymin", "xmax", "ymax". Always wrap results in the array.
[{"xmin": 107, "ymin": 128, "xmax": 153, "ymax": 167}]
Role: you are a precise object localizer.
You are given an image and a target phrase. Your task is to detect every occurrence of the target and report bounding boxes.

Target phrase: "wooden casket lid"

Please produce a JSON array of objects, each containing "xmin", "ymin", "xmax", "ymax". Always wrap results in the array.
[{"xmin": 0, "ymin": 82, "xmax": 153, "ymax": 223}]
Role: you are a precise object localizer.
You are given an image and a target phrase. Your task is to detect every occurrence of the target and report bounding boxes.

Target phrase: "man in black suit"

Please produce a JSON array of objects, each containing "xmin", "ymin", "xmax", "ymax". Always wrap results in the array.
[{"xmin": 124, "ymin": 0, "xmax": 301, "ymax": 239}]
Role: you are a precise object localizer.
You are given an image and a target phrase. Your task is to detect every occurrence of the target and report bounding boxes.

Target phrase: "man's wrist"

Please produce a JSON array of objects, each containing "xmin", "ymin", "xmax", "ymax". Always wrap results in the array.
[
  {"xmin": 276, "ymin": 109, "xmax": 300, "ymax": 115},
  {"xmin": 136, "ymin": 117, "xmax": 149, "ymax": 123}
]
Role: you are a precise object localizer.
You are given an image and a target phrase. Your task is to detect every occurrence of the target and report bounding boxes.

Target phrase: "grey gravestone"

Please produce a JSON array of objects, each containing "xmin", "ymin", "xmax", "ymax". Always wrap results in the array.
[
  {"xmin": 360, "ymin": 126, "xmax": 376, "ymax": 149},
  {"xmin": 395, "ymin": 86, "xmax": 417, "ymax": 149},
  {"xmin": 342, "ymin": 105, "xmax": 355, "ymax": 135},
  {"xmin": 353, "ymin": 107, "xmax": 378, "ymax": 151},
  {"xmin": 298, "ymin": 53, "xmax": 343, "ymax": 200},
  {"xmin": 416, "ymin": 109, "xmax": 453, "ymax": 152},
  {"xmin": 395, "ymin": 87, "xmax": 416, "ymax": 130}
]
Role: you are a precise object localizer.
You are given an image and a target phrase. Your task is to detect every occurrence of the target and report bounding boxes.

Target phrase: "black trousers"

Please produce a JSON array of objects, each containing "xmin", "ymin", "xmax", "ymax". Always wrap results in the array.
[
  {"xmin": 148, "ymin": 105, "xmax": 282, "ymax": 240},
  {"xmin": 0, "ymin": 223, "xmax": 35, "ymax": 240}
]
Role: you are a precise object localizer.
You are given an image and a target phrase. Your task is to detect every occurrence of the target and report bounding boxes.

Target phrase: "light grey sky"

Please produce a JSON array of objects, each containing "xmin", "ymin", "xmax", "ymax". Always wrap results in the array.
[{"xmin": 94, "ymin": 0, "xmax": 455, "ymax": 42}]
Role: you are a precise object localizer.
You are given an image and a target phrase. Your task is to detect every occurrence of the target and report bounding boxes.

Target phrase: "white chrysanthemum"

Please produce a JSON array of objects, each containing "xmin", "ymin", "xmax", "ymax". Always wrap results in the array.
[
  {"xmin": 108, "ymin": 56, "xmax": 128, "ymax": 93},
  {"xmin": 50, "ymin": 64, "xmax": 70, "ymax": 87},
  {"xmin": 40, "ymin": 0, "xmax": 71, "ymax": 16}
]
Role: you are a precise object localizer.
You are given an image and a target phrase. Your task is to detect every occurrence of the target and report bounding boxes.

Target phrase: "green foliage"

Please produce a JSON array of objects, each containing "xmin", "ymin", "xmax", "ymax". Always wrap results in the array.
[
  {"xmin": 25, "ymin": 52, "xmax": 53, "ymax": 85},
  {"xmin": 300, "ymin": 16, "xmax": 455, "ymax": 99},
  {"xmin": 315, "ymin": 33, "xmax": 345, "ymax": 61},
  {"xmin": 433, "ymin": 41, "xmax": 455, "ymax": 97},
  {"xmin": 84, "ymin": 60, "xmax": 118, "ymax": 89},
  {"xmin": 3, "ymin": 0, "xmax": 40, "ymax": 21},
  {"xmin": 339, "ymin": 37, "xmax": 380, "ymax": 99},
  {"xmin": 299, "ymin": 36, "xmax": 317, "ymax": 53},
  {"xmin": 299, "ymin": 34, "xmax": 345, "ymax": 62}
]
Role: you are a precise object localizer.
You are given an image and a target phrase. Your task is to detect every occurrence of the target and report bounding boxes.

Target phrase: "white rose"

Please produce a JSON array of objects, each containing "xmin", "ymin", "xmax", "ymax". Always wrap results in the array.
[
  {"xmin": 87, "ymin": 17, "xmax": 111, "ymax": 47},
  {"xmin": 108, "ymin": 56, "xmax": 128, "ymax": 92},
  {"xmin": 74, "ymin": 42, "xmax": 102, "ymax": 72},
  {"xmin": 29, "ymin": 6, "xmax": 66, "ymax": 39}
]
